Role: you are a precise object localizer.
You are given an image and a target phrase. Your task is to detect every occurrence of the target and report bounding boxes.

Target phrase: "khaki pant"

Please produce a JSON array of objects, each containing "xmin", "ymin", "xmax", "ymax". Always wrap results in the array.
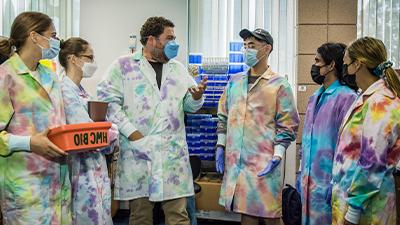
[
  {"xmin": 241, "ymin": 214, "xmax": 282, "ymax": 225},
  {"xmin": 129, "ymin": 197, "xmax": 189, "ymax": 225}
]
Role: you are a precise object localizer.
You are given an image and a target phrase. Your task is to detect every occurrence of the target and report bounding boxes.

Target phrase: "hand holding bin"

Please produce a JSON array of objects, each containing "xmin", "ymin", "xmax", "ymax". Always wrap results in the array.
[
  {"xmin": 47, "ymin": 101, "xmax": 111, "ymax": 152},
  {"xmin": 47, "ymin": 122, "xmax": 112, "ymax": 152}
]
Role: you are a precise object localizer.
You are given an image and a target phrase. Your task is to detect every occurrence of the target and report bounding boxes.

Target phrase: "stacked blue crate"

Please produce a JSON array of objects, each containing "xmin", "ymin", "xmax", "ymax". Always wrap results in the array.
[
  {"xmin": 185, "ymin": 114, "xmax": 218, "ymax": 161},
  {"xmin": 185, "ymin": 44, "xmax": 244, "ymax": 161},
  {"xmin": 200, "ymin": 57, "xmax": 229, "ymax": 108},
  {"xmin": 228, "ymin": 41, "xmax": 246, "ymax": 74},
  {"xmin": 188, "ymin": 53, "xmax": 203, "ymax": 83},
  {"xmin": 201, "ymin": 73, "xmax": 227, "ymax": 108}
]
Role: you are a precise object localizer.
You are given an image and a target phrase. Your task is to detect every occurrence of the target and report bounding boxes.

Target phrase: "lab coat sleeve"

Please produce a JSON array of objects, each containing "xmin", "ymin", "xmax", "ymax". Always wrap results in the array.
[
  {"xmin": 183, "ymin": 72, "xmax": 204, "ymax": 113},
  {"xmin": 0, "ymin": 73, "xmax": 30, "ymax": 157},
  {"xmin": 97, "ymin": 61, "xmax": 138, "ymax": 139},
  {"xmin": 216, "ymin": 83, "xmax": 229, "ymax": 147},
  {"xmin": 61, "ymin": 82, "xmax": 92, "ymax": 124},
  {"xmin": 274, "ymin": 81, "xmax": 300, "ymax": 154},
  {"xmin": 346, "ymin": 101, "xmax": 400, "ymax": 212}
]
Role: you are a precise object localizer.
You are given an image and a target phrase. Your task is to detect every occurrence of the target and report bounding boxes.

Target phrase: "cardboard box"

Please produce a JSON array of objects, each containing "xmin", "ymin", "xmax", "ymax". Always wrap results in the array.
[{"xmin": 195, "ymin": 178, "xmax": 225, "ymax": 212}]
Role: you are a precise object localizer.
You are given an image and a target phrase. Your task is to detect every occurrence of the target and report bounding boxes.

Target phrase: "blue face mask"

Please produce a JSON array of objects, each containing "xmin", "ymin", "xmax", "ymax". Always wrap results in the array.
[
  {"xmin": 36, "ymin": 34, "xmax": 60, "ymax": 59},
  {"xmin": 243, "ymin": 48, "xmax": 259, "ymax": 67},
  {"xmin": 164, "ymin": 40, "xmax": 179, "ymax": 59}
]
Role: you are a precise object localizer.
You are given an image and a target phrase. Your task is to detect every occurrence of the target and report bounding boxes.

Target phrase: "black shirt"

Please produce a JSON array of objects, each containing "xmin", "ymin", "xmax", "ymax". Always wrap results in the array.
[
  {"xmin": 247, "ymin": 70, "xmax": 260, "ymax": 85},
  {"xmin": 248, "ymin": 76, "xmax": 259, "ymax": 85},
  {"xmin": 149, "ymin": 61, "xmax": 163, "ymax": 90}
]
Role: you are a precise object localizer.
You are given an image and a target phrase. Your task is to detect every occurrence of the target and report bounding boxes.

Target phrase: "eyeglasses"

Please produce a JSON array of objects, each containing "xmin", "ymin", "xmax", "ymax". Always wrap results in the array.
[{"xmin": 79, "ymin": 55, "xmax": 94, "ymax": 62}]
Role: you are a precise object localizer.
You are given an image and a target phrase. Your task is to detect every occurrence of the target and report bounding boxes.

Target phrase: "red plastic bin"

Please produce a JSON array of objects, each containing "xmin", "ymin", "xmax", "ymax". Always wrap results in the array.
[{"xmin": 48, "ymin": 122, "xmax": 112, "ymax": 152}]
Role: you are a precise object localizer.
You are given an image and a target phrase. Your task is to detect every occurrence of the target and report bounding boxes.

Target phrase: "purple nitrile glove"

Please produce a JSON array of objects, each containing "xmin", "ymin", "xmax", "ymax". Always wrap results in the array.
[
  {"xmin": 215, "ymin": 146, "xmax": 225, "ymax": 174},
  {"xmin": 257, "ymin": 157, "xmax": 281, "ymax": 177}
]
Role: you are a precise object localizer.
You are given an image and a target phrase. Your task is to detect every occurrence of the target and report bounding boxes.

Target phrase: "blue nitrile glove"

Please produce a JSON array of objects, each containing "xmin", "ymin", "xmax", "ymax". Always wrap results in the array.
[
  {"xmin": 296, "ymin": 171, "xmax": 301, "ymax": 193},
  {"xmin": 215, "ymin": 146, "xmax": 225, "ymax": 174},
  {"xmin": 257, "ymin": 157, "xmax": 281, "ymax": 177},
  {"xmin": 325, "ymin": 185, "xmax": 332, "ymax": 205}
]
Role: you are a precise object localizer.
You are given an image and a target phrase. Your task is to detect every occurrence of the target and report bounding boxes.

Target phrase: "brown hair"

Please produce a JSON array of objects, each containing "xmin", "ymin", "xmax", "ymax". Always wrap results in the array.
[
  {"xmin": 347, "ymin": 36, "xmax": 400, "ymax": 97},
  {"xmin": 0, "ymin": 11, "xmax": 53, "ymax": 56},
  {"xmin": 58, "ymin": 37, "xmax": 89, "ymax": 70},
  {"xmin": 140, "ymin": 16, "xmax": 174, "ymax": 45}
]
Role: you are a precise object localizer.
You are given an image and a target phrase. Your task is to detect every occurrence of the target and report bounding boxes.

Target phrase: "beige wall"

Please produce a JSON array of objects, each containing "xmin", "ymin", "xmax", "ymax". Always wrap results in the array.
[{"xmin": 296, "ymin": 0, "xmax": 358, "ymax": 167}]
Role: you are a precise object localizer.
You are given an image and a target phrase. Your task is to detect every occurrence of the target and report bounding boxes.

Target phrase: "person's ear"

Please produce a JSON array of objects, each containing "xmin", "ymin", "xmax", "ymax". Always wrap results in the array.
[
  {"xmin": 68, "ymin": 55, "xmax": 80, "ymax": 67},
  {"xmin": 258, "ymin": 44, "xmax": 271, "ymax": 57},
  {"xmin": 29, "ymin": 31, "xmax": 39, "ymax": 44},
  {"xmin": 265, "ymin": 44, "xmax": 272, "ymax": 56},
  {"xmin": 353, "ymin": 60, "xmax": 362, "ymax": 71},
  {"xmin": 147, "ymin": 36, "xmax": 157, "ymax": 47},
  {"xmin": 329, "ymin": 61, "xmax": 336, "ymax": 71}
]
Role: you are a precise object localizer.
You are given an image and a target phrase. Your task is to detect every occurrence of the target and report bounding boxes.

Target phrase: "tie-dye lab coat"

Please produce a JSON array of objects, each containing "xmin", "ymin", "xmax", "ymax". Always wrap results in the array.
[
  {"xmin": 332, "ymin": 79, "xmax": 400, "ymax": 225},
  {"xmin": 217, "ymin": 68, "xmax": 299, "ymax": 218},
  {"xmin": 300, "ymin": 80, "xmax": 356, "ymax": 225},
  {"xmin": 97, "ymin": 51, "xmax": 203, "ymax": 201},
  {"xmin": 0, "ymin": 54, "xmax": 71, "ymax": 224},
  {"xmin": 60, "ymin": 76, "xmax": 112, "ymax": 225}
]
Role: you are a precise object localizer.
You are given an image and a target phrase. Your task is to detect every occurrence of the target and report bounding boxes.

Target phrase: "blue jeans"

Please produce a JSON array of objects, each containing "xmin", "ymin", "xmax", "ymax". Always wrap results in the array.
[{"xmin": 186, "ymin": 196, "xmax": 197, "ymax": 225}]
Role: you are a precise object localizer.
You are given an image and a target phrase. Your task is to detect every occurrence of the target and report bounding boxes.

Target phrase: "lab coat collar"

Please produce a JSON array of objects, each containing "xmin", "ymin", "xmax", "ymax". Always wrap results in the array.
[
  {"xmin": 246, "ymin": 66, "xmax": 276, "ymax": 80},
  {"xmin": 134, "ymin": 49, "xmax": 177, "ymax": 95},
  {"xmin": 339, "ymin": 79, "xmax": 394, "ymax": 133},
  {"xmin": 62, "ymin": 75, "xmax": 88, "ymax": 97},
  {"xmin": 260, "ymin": 66, "xmax": 276, "ymax": 80},
  {"xmin": 362, "ymin": 79, "xmax": 394, "ymax": 98},
  {"xmin": 9, "ymin": 53, "xmax": 32, "ymax": 75},
  {"xmin": 353, "ymin": 79, "xmax": 395, "ymax": 108},
  {"xmin": 314, "ymin": 79, "xmax": 341, "ymax": 97},
  {"xmin": 9, "ymin": 53, "xmax": 54, "ymax": 95},
  {"xmin": 246, "ymin": 66, "xmax": 277, "ymax": 92}
]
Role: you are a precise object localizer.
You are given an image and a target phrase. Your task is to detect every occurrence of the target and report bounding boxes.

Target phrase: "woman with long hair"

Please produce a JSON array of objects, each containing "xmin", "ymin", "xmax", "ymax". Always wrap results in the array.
[
  {"xmin": 332, "ymin": 37, "xmax": 400, "ymax": 225},
  {"xmin": 0, "ymin": 12, "xmax": 71, "ymax": 224},
  {"xmin": 300, "ymin": 42, "xmax": 357, "ymax": 225}
]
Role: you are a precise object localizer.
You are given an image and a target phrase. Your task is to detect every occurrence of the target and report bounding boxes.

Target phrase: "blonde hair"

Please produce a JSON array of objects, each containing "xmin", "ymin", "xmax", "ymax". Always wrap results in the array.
[{"xmin": 347, "ymin": 36, "xmax": 400, "ymax": 97}]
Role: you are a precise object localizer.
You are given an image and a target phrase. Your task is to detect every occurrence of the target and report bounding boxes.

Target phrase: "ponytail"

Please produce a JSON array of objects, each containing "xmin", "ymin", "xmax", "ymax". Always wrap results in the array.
[
  {"xmin": 384, "ymin": 68, "xmax": 400, "ymax": 98},
  {"xmin": 0, "ymin": 37, "xmax": 12, "ymax": 57}
]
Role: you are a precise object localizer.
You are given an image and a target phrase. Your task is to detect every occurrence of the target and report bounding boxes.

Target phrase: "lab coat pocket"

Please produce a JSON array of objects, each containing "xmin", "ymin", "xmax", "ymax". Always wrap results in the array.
[
  {"xmin": 11, "ymin": 175, "xmax": 48, "ymax": 211},
  {"xmin": 168, "ymin": 136, "xmax": 187, "ymax": 160},
  {"xmin": 130, "ymin": 136, "xmax": 156, "ymax": 161}
]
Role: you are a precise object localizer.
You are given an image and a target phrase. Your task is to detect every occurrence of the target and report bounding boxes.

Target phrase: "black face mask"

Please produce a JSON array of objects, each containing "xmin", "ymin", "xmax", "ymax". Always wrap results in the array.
[
  {"xmin": 310, "ymin": 64, "xmax": 326, "ymax": 85},
  {"xmin": 342, "ymin": 63, "xmax": 357, "ymax": 89},
  {"xmin": 342, "ymin": 63, "xmax": 355, "ymax": 77}
]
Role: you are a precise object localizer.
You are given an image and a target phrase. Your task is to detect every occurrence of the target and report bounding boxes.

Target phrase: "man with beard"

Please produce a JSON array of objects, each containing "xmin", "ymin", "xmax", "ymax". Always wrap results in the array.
[{"xmin": 97, "ymin": 16, "xmax": 207, "ymax": 225}]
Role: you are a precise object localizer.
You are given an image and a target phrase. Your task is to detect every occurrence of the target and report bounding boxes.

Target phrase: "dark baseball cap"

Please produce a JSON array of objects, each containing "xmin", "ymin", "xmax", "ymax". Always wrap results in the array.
[{"xmin": 239, "ymin": 28, "xmax": 273, "ymax": 47}]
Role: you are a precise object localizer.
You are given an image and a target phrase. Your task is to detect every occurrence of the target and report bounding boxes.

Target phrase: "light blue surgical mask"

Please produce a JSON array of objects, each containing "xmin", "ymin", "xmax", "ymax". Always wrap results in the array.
[
  {"xmin": 164, "ymin": 40, "xmax": 179, "ymax": 59},
  {"xmin": 243, "ymin": 48, "xmax": 259, "ymax": 67},
  {"xmin": 36, "ymin": 34, "xmax": 60, "ymax": 59}
]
